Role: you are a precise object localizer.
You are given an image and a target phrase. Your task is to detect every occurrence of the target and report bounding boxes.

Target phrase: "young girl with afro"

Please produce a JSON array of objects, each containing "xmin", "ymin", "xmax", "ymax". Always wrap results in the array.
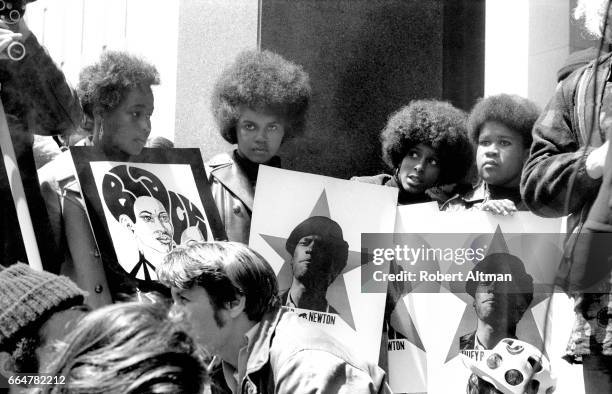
[
  {"xmin": 441, "ymin": 94, "xmax": 540, "ymax": 214},
  {"xmin": 207, "ymin": 50, "xmax": 311, "ymax": 243},
  {"xmin": 353, "ymin": 99, "xmax": 474, "ymax": 205},
  {"xmin": 352, "ymin": 100, "xmax": 473, "ymax": 373}
]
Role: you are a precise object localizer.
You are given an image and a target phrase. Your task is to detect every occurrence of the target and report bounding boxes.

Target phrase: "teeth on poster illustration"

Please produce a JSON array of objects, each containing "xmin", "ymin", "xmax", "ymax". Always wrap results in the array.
[{"xmin": 250, "ymin": 166, "xmax": 398, "ymax": 364}]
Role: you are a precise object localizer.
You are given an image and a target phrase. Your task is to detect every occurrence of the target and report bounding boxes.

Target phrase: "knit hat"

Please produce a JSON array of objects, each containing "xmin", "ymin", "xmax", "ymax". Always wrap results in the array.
[{"xmin": 0, "ymin": 263, "xmax": 87, "ymax": 349}]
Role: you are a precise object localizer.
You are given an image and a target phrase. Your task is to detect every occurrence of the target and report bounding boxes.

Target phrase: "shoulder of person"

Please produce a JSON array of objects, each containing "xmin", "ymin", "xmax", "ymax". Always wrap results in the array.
[
  {"xmin": 205, "ymin": 152, "xmax": 234, "ymax": 177},
  {"xmin": 439, "ymin": 182, "xmax": 485, "ymax": 211},
  {"xmin": 272, "ymin": 312, "xmax": 370, "ymax": 370},
  {"xmin": 270, "ymin": 317, "xmax": 388, "ymax": 393},
  {"xmin": 350, "ymin": 173, "xmax": 392, "ymax": 185},
  {"xmin": 38, "ymin": 149, "xmax": 79, "ymax": 193},
  {"xmin": 275, "ymin": 348, "xmax": 387, "ymax": 394},
  {"xmin": 207, "ymin": 152, "xmax": 234, "ymax": 169},
  {"xmin": 559, "ymin": 51, "xmax": 612, "ymax": 98}
]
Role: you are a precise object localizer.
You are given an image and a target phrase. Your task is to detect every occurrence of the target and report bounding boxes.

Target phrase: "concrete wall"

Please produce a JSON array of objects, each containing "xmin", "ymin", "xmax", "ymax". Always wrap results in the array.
[
  {"xmin": 528, "ymin": 0, "xmax": 571, "ymax": 107},
  {"xmin": 260, "ymin": 0, "xmax": 447, "ymax": 178},
  {"xmin": 485, "ymin": 0, "xmax": 571, "ymax": 108},
  {"xmin": 173, "ymin": 0, "xmax": 259, "ymax": 160},
  {"xmin": 26, "ymin": 0, "xmax": 180, "ymax": 142}
]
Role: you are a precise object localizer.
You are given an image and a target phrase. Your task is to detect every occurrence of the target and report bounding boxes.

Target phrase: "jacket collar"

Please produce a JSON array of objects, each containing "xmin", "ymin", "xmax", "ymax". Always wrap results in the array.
[
  {"xmin": 243, "ymin": 308, "xmax": 284, "ymax": 375},
  {"xmin": 220, "ymin": 309, "xmax": 283, "ymax": 394},
  {"xmin": 461, "ymin": 181, "xmax": 488, "ymax": 204},
  {"xmin": 210, "ymin": 152, "xmax": 255, "ymax": 210}
]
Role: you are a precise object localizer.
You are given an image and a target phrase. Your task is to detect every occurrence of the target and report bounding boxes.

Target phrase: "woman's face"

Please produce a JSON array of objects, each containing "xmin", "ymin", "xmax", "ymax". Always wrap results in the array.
[
  {"xmin": 99, "ymin": 86, "xmax": 154, "ymax": 157},
  {"xmin": 131, "ymin": 196, "xmax": 174, "ymax": 254},
  {"xmin": 397, "ymin": 143, "xmax": 441, "ymax": 194},
  {"xmin": 236, "ymin": 107, "xmax": 285, "ymax": 164}
]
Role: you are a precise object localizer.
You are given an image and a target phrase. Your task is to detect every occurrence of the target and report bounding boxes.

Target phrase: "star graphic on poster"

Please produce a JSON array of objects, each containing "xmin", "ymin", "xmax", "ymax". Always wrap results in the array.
[
  {"xmin": 259, "ymin": 190, "xmax": 361, "ymax": 329},
  {"xmin": 388, "ymin": 294, "xmax": 425, "ymax": 351},
  {"xmin": 443, "ymin": 227, "xmax": 551, "ymax": 362}
]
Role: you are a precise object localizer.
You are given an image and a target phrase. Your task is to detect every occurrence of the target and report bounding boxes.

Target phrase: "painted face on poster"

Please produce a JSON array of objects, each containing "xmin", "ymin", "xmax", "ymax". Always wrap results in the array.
[
  {"xmin": 249, "ymin": 166, "xmax": 398, "ymax": 364},
  {"xmin": 386, "ymin": 206, "xmax": 575, "ymax": 394},
  {"xmin": 90, "ymin": 162, "xmax": 213, "ymax": 281}
]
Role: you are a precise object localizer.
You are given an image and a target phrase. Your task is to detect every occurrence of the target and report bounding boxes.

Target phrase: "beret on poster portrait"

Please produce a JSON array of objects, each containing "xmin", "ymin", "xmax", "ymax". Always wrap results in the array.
[
  {"xmin": 465, "ymin": 253, "xmax": 534, "ymax": 299},
  {"xmin": 285, "ymin": 216, "xmax": 349, "ymax": 254},
  {"xmin": 285, "ymin": 217, "xmax": 350, "ymax": 278}
]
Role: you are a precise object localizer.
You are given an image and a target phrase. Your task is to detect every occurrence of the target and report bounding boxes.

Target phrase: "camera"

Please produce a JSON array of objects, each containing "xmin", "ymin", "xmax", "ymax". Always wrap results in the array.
[{"xmin": 0, "ymin": 0, "xmax": 37, "ymax": 61}]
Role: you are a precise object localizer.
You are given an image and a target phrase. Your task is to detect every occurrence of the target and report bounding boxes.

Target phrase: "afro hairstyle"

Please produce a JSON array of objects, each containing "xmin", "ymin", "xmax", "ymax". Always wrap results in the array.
[
  {"xmin": 467, "ymin": 94, "xmax": 540, "ymax": 148},
  {"xmin": 380, "ymin": 99, "xmax": 473, "ymax": 185},
  {"xmin": 77, "ymin": 50, "xmax": 160, "ymax": 118},
  {"xmin": 211, "ymin": 49, "xmax": 311, "ymax": 144}
]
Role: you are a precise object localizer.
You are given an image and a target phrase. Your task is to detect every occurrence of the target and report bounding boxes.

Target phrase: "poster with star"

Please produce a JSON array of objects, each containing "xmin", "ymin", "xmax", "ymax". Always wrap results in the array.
[
  {"xmin": 375, "ymin": 207, "xmax": 581, "ymax": 394},
  {"xmin": 249, "ymin": 165, "xmax": 398, "ymax": 364},
  {"xmin": 71, "ymin": 147, "xmax": 226, "ymax": 287}
]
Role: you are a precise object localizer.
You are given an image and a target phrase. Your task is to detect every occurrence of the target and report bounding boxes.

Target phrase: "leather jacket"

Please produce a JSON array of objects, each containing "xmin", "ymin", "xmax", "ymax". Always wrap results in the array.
[{"xmin": 206, "ymin": 152, "xmax": 255, "ymax": 244}]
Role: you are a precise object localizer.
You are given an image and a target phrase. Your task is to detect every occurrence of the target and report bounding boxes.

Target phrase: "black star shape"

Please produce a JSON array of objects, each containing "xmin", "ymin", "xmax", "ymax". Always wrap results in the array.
[
  {"xmin": 378, "ymin": 235, "xmax": 445, "ymax": 352},
  {"xmin": 259, "ymin": 190, "xmax": 360, "ymax": 329},
  {"xmin": 388, "ymin": 294, "xmax": 425, "ymax": 351}
]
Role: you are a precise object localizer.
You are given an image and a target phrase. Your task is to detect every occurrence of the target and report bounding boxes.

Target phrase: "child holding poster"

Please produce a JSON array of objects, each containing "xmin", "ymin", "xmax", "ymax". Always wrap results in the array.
[
  {"xmin": 352, "ymin": 100, "xmax": 474, "ymax": 386},
  {"xmin": 38, "ymin": 51, "xmax": 161, "ymax": 306},
  {"xmin": 352, "ymin": 99, "xmax": 474, "ymax": 205},
  {"xmin": 442, "ymin": 94, "xmax": 540, "ymax": 215},
  {"xmin": 207, "ymin": 50, "xmax": 311, "ymax": 244}
]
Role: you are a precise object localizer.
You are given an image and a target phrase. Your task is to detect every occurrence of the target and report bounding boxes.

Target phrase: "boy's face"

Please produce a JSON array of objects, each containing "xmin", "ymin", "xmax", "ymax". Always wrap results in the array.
[
  {"xmin": 476, "ymin": 121, "xmax": 528, "ymax": 188},
  {"xmin": 236, "ymin": 106, "xmax": 285, "ymax": 164},
  {"xmin": 398, "ymin": 143, "xmax": 440, "ymax": 194}
]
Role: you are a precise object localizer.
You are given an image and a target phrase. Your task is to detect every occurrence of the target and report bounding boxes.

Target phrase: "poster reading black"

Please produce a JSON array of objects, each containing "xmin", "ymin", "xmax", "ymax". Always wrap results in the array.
[{"xmin": 71, "ymin": 147, "xmax": 225, "ymax": 283}]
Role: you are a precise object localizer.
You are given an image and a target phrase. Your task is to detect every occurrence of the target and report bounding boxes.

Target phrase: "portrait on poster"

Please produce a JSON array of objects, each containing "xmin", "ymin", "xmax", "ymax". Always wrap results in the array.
[
  {"xmin": 249, "ymin": 165, "xmax": 398, "ymax": 363},
  {"xmin": 71, "ymin": 147, "xmax": 226, "ymax": 283},
  {"xmin": 379, "ymin": 207, "xmax": 574, "ymax": 394}
]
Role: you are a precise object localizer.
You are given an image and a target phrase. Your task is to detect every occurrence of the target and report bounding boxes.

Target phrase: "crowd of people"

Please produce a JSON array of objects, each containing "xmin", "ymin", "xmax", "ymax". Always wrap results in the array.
[{"xmin": 1, "ymin": 0, "xmax": 612, "ymax": 393}]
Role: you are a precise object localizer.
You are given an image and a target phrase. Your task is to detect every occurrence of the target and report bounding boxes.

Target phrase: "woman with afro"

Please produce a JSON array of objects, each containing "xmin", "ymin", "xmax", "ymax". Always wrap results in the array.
[
  {"xmin": 353, "ymin": 99, "xmax": 473, "ymax": 205},
  {"xmin": 441, "ymin": 94, "xmax": 540, "ymax": 214},
  {"xmin": 39, "ymin": 51, "xmax": 160, "ymax": 307},
  {"xmin": 352, "ymin": 100, "xmax": 473, "ymax": 371},
  {"xmin": 207, "ymin": 50, "xmax": 311, "ymax": 243}
]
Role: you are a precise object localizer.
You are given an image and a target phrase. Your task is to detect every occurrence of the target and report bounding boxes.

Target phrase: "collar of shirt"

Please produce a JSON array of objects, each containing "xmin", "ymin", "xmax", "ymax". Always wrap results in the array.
[
  {"xmin": 285, "ymin": 290, "xmax": 331, "ymax": 313},
  {"xmin": 222, "ymin": 322, "xmax": 261, "ymax": 394},
  {"xmin": 474, "ymin": 334, "xmax": 485, "ymax": 350}
]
